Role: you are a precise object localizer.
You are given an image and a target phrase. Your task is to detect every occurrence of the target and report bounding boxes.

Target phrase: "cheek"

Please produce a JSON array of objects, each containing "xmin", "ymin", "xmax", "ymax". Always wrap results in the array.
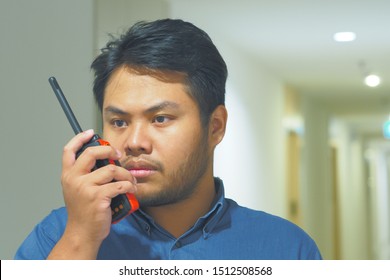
[
  {"xmin": 168, "ymin": 130, "xmax": 204, "ymax": 157},
  {"xmin": 155, "ymin": 127, "xmax": 201, "ymax": 158}
]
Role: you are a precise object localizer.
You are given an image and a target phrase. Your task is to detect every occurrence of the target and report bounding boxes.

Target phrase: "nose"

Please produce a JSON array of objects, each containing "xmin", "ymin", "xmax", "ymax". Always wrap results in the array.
[{"xmin": 124, "ymin": 122, "xmax": 152, "ymax": 156}]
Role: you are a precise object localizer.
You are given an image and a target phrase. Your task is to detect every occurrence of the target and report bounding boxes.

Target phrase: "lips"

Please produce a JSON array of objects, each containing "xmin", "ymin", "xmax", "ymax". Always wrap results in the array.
[
  {"xmin": 129, "ymin": 168, "xmax": 154, "ymax": 178},
  {"xmin": 123, "ymin": 159, "xmax": 159, "ymax": 179}
]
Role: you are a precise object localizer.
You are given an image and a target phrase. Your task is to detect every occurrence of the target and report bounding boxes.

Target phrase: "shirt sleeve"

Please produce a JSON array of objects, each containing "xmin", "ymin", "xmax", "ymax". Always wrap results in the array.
[
  {"xmin": 14, "ymin": 208, "xmax": 67, "ymax": 260},
  {"xmin": 303, "ymin": 239, "xmax": 323, "ymax": 260}
]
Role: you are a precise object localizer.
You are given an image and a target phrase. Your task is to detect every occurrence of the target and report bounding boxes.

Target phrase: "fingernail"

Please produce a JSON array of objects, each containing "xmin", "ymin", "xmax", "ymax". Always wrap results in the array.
[{"xmin": 83, "ymin": 129, "xmax": 94, "ymax": 135}]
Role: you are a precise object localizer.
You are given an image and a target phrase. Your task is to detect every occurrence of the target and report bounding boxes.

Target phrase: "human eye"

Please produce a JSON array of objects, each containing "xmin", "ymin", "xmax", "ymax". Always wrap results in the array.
[
  {"xmin": 111, "ymin": 119, "xmax": 128, "ymax": 128},
  {"xmin": 152, "ymin": 115, "xmax": 172, "ymax": 125}
]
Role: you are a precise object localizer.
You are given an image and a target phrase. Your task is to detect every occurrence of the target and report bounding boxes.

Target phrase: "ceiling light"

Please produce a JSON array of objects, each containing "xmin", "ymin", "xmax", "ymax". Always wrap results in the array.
[
  {"xmin": 333, "ymin": 32, "xmax": 356, "ymax": 42},
  {"xmin": 364, "ymin": 74, "xmax": 381, "ymax": 87}
]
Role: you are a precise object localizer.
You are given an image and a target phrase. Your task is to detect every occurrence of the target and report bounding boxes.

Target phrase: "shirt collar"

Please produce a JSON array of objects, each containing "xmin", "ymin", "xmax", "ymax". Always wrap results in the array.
[
  {"xmin": 132, "ymin": 177, "xmax": 227, "ymax": 239},
  {"xmin": 201, "ymin": 177, "xmax": 226, "ymax": 238}
]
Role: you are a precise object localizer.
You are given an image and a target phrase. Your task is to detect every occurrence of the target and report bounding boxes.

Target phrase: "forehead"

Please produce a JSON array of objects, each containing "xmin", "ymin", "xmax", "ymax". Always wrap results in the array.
[{"xmin": 103, "ymin": 66, "xmax": 194, "ymax": 107}]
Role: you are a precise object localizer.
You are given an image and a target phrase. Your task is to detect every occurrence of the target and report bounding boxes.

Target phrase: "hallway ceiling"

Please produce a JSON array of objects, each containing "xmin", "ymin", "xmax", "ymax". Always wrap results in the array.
[{"xmin": 168, "ymin": 0, "xmax": 390, "ymax": 138}]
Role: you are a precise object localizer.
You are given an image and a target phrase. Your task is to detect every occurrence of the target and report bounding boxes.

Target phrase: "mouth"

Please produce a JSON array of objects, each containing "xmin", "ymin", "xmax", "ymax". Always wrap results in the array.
[
  {"xmin": 123, "ymin": 159, "xmax": 160, "ymax": 179},
  {"xmin": 128, "ymin": 168, "xmax": 156, "ymax": 178}
]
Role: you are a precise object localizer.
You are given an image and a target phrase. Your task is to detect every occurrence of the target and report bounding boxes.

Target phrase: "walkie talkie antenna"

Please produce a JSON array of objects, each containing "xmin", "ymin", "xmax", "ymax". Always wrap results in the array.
[{"xmin": 49, "ymin": 76, "xmax": 83, "ymax": 134}]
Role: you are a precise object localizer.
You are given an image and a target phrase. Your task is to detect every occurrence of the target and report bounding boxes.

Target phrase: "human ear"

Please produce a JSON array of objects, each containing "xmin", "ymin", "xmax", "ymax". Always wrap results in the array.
[{"xmin": 209, "ymin": 105, "xmax": 228, "ymax": 146}]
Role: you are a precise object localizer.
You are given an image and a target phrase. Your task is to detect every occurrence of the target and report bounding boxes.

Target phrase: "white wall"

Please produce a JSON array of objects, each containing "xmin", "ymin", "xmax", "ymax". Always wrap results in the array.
[
  {"xmin": 365, "ymin": 142, "xmax": 390, "ymax": 259},
  {"xmin": 214, "ymin": 46, "xmax": 286, "ymax": 216},
  {"xmin": 95, "ymin": 0, "xmax": 169, "ymax": 54},
  {"xmin": 331, "ymin": 118, "xmax": 371, "ymax": 259},
  {"xmin": 0, "ymin": 0, "xmax": 94, "ymax": 259},
  {"xmin": 301, "ymin": 96, "xmax": 333, "ymax": 258}
]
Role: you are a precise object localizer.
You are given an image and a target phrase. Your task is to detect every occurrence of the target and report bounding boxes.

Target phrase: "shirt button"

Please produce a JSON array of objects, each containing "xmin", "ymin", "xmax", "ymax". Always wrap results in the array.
[
  {"xmin": 144, "ymin": 224, "xmax": 150, "ymax": 232},
  {"xmin": 175, "ymin": 241, "xmax": 182, "ymax": 248}
]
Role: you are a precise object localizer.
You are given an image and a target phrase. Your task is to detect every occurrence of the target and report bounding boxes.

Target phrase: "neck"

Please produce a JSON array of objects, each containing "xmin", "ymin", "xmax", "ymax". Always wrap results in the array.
[{"xmin": 143, "ymin": 176, "xmax": 216, "ymax": 238}]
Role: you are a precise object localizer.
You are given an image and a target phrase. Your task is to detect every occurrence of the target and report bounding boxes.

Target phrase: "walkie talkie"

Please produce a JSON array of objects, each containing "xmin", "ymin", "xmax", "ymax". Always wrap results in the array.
[{"xmin": 48, "ymin": 76, "xmax": 139, "ymax": 224}]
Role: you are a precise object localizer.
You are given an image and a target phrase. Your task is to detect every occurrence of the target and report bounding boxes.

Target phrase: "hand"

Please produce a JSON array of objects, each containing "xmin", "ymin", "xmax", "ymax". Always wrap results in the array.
[{"xmin": 48, "ymin": 129, "xmax": 137, "ymax": 259}]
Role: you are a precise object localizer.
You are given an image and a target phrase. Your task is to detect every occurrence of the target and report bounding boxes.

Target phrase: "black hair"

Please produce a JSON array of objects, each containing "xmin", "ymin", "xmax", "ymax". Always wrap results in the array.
[{"xmin": 91, "ymin": 18, "xmax": 227, "ymax": 125}]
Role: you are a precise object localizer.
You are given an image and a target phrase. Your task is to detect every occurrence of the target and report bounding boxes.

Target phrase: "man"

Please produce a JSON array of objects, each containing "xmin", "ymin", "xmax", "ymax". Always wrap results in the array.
[{"xmin": 15, "ymin": 19, "xmax": 321, "ymax": 259}]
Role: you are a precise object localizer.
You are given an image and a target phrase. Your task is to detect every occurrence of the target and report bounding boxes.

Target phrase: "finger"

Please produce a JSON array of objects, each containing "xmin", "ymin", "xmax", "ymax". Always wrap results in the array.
[
  {"xmin": 100, "ymin": 180, "xmax": 137, "ymax": 200},
  {"xmin": 86, "ymin": 164, "xmax": 135, "ymax": 186},
  {"xmin": 74, "ymin": 145, "xmax": 122, "ymax": 174},
  {"xmin": 62, "ymin": 129, "xmax": 95, "ymax": 170}
]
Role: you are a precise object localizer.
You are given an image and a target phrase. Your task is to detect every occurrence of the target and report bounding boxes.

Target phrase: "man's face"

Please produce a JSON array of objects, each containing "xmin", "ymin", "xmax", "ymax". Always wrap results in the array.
[{"xmin": 102, "ymin": 66, "xmax": 211, "ymax": 207}]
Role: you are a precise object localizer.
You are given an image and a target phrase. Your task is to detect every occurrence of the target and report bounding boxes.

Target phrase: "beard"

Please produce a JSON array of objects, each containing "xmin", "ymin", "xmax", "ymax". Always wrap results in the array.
[{"xmin": 135, "ymin": 130, "xmax": 210, "ymax": 207}]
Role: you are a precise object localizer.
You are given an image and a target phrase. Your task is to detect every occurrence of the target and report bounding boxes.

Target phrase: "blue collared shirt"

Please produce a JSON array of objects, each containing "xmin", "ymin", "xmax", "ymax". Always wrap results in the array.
[{"xmin": 15, "ymin": 178, "xmax": 322, "ymax": 259}]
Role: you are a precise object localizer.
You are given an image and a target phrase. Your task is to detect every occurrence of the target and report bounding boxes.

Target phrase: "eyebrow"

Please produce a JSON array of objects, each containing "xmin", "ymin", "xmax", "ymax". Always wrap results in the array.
[
  {"xmin": 145, "ymin": 101, "xmax": 180, "ymax": 114},
  {"xmin": 104, "ymin": 106, "xmax": 128, "ymax": 115},
  {"xmin": 104, "ymin": 101, "xmax": 181, "ymax": 116}
]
